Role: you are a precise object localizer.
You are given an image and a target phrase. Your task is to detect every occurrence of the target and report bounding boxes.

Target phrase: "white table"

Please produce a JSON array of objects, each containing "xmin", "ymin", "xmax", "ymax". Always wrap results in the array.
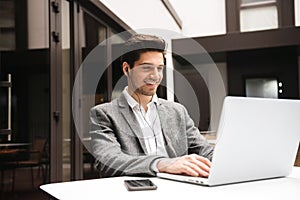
[{"xmin": 40, "ymin": 167, "xmax": 300, "ymax": 200}]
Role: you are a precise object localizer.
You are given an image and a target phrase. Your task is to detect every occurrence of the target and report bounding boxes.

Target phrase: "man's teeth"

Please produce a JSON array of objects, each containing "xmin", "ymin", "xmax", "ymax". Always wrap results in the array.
[{"xmin": 145, "ymin": 81, "xmax": 157, "ymax": 84}]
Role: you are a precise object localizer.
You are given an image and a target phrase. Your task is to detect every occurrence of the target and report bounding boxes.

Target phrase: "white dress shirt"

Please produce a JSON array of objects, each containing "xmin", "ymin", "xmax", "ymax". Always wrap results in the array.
[{"xmin": 123, "ymin": 87, "xmax": 168, "ymax": 157}]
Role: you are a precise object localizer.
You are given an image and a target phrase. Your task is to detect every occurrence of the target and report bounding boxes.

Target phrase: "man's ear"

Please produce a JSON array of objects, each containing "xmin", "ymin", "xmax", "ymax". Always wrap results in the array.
[{"xmin": 122, "ymin": 62, "xmax": 129, "ymax": 76}]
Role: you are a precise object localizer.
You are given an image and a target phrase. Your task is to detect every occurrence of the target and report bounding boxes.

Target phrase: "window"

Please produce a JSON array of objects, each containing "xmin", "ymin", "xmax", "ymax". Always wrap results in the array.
[
  {"xmin": 241, "ymin": 0, "xmax": 275, "ymax": 5},
  {"xmin": 295, "ymin": 0, "xmax": 300, "ymax": 26},
  {"xmin": 245, "ymin": 78, "xmax": 278, "ymax": 98},
  {"xmin": 240, "ymin": 0, "xmax": 278, "ymax": 32},
  {"xmin": 0, "ymin": 0, "xmax": 15, "ymax": 50}
]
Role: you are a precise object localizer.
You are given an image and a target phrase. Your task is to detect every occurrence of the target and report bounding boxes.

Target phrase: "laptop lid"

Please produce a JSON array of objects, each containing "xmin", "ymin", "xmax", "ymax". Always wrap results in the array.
[{"xmin": 158, "ymin": 96, "xmax": 300, "ymax": 186}]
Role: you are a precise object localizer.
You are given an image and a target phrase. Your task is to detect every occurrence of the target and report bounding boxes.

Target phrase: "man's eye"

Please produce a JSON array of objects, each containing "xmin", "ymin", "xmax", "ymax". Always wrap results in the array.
[
  {"xmin": 142, "ymin": 66, "xmax": 151, "ymax": 70},
  {"xmin": 157, "ymin": 66, "xmax": 164, "ymax": 71},
  {"xmin": 138, "ymin": 64, "xmax": 164, "ymax": 72},
  {"xmin": 141, "ymin": 65, "xmax": 153, "ymax": 70}
]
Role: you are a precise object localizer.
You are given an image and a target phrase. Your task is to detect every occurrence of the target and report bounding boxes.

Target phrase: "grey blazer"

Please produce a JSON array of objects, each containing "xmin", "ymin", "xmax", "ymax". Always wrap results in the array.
[{"xmin": 90, "ymin": 93, "xmax": 213, "ymax": 178}]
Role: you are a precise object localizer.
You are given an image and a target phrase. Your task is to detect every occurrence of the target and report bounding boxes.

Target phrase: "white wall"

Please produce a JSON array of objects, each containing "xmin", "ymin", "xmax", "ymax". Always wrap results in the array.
[
  {"xmin": 169, "ymin": 0, "xmax": 226, "ymax": 37},
  {"xmin": 100, "ymin": 0, "xmax": 226, "ymax": 38},
  {"xmin": 99, "ymin": 0, "xmax": 181, "ymax": 33}
]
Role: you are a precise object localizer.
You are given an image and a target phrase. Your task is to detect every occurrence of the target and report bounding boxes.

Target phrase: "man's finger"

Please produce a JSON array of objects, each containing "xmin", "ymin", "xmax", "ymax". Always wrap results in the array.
[{"xmin": 182, "ymin": 161, "xmax": 209, "ymax": 177}]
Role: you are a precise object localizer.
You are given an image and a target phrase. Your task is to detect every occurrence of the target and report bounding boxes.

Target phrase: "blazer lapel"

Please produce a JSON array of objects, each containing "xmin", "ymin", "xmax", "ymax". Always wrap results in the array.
[
  {"xmin": 118, "ymin": 94, "xmax": 148, "ymax": 154},
  {"xmin": 157, "ymin": 101, "xmax": 177, "ymax": 157}
]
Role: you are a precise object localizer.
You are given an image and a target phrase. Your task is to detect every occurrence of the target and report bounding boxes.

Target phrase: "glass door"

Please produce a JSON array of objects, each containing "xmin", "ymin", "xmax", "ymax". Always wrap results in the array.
[
  {"xmin": 77, "ymin": 6, "xmax": 108, "ymax": 179},
  {"xmin": 61, "ymin": 0, "xmax": 72, "ymax": 182},
  {"xmin": 73, "ymin": 3, "xmax": 127, "ymax": 179}
]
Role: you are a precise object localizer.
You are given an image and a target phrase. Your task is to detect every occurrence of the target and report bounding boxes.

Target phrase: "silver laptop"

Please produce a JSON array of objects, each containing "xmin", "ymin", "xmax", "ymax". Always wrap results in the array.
[{"xmin": 157, "ymin": 96, "xmax": 300, "ymax": 186}]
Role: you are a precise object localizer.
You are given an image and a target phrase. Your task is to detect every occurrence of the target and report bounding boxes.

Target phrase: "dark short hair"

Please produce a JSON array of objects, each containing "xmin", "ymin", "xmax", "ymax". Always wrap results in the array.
[{"xmin": 121, "ymin": 34, "xmax": 167, "ymax": 68}]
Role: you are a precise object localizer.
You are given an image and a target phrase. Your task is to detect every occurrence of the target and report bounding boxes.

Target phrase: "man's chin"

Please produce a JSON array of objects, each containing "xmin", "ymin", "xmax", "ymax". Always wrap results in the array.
[
  {"xmin": 137, "ymin": 88, "xmax": 157, "ymax": 97},
  {"xmin": 142, "ymin": 92, "xmax": 156, "ymax": 97}
]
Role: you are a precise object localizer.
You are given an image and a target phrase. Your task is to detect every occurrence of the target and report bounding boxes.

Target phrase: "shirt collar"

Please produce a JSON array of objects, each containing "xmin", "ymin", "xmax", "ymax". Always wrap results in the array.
[{"xmin": 122, "ymin": 86, "xmax": 158, "ymax": 109}]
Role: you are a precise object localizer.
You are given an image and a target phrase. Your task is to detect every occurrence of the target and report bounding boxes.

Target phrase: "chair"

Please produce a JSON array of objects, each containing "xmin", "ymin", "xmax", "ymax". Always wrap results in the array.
[
  {"xmin": 0, "ymin": 149, "xmax": 18, "ymax": 192},
  {"xmin": 15, "ymin": 138, "xmax": 47, "ymax": 188}
]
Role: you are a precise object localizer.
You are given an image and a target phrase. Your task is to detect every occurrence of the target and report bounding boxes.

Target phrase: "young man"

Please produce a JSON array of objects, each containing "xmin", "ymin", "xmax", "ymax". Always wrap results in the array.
[{"xmin": 90, "ymin": 34, "xmax": 213, "ymax": 178}]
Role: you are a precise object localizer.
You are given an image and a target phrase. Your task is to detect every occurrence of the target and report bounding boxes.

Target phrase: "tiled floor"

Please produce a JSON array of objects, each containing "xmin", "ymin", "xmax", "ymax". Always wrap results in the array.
[{"xmin": 0, "ymin": 168, "xmax": 49, "ymax": 200}]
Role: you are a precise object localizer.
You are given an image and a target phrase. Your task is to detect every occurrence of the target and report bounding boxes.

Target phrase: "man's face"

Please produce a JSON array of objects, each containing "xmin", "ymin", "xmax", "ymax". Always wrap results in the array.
[{"xmin": 128, "ymin": 51, "xmax": 164, "ymax": 97}]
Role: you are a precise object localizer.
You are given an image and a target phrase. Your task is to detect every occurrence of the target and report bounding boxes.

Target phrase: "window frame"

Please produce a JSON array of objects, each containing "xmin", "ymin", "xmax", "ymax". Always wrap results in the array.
[{"xmin": 226, "ymin": 0, "xmax": 295, "ymax": 33}]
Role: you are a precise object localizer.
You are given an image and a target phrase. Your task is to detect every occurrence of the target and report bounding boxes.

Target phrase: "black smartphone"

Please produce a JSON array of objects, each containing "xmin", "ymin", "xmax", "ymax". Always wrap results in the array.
[{"xmin": 124, "ymin": 179, "xmax": 157, "ymax": 191}]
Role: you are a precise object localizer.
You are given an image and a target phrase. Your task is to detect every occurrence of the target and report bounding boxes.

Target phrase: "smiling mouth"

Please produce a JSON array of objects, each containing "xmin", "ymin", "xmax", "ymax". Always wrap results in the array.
[
  {"xmin": 145, "ymin": 82, "xmax": 157, "ymax": 85},
  {"xmin": 144, "ymin": 80, "xmax": 159, "ymax": 85}
]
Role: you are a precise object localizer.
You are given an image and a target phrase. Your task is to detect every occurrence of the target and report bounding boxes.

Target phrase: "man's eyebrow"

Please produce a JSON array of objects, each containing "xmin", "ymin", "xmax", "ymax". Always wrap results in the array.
[
  {"xmin": 139, "ymin": 62, "xmax": 154, "ymax": 65},
  {"xmin": 139, "ymin": 62, "xmax": 165, "ymax": 66}
]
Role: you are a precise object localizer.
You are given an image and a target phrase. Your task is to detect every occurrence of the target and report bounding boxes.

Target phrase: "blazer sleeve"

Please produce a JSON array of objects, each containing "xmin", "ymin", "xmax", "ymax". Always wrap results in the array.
[{"xmin": 89, "ymin": 105, "xmax": 164, "ymax": 178}]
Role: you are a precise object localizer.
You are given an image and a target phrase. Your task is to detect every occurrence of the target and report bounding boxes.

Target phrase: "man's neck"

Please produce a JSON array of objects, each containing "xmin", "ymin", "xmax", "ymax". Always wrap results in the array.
[
  {"xmin": 126, "ymin": 91, "xmax": 151, "ymax": 112},
  {"xmin": 133, "ymin": 93, "xmax": 152, "ymax": 112}
]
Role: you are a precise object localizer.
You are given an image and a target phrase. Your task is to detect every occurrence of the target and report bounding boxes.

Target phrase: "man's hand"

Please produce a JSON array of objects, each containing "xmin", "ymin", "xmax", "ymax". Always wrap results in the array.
[{"xmin": 157, "ymin": 154, "xmax": 211, "ymax": 177}]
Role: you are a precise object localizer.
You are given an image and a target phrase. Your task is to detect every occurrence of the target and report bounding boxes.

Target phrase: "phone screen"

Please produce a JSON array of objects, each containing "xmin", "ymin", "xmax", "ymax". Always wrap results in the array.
[{"xmin": 124, "ymin": 179, "xmax": 157, "ymax": 191}]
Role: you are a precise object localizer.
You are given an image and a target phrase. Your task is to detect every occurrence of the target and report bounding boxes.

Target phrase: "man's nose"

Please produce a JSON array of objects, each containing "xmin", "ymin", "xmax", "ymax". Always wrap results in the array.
[{"xmin": 150, "ymin": 68, "xmax": 159, "ymax": 79}]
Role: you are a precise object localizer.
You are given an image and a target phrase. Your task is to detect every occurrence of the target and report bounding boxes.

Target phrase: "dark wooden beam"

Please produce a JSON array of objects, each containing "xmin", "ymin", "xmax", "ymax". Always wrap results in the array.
[
  {"xmin": 172, "ymin": 27, "xmax": 300, "ymax": 55},
  {"xmin": 278, "ymin": 0, "xmax": 295, "ymax": 28},
  {"xmin": 161, "ymin": 0, "xmax": 182, "ymax": 29},
  {"xmin": 226, "ymin": 0, "xmax": 240, "ymax": 33}
]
